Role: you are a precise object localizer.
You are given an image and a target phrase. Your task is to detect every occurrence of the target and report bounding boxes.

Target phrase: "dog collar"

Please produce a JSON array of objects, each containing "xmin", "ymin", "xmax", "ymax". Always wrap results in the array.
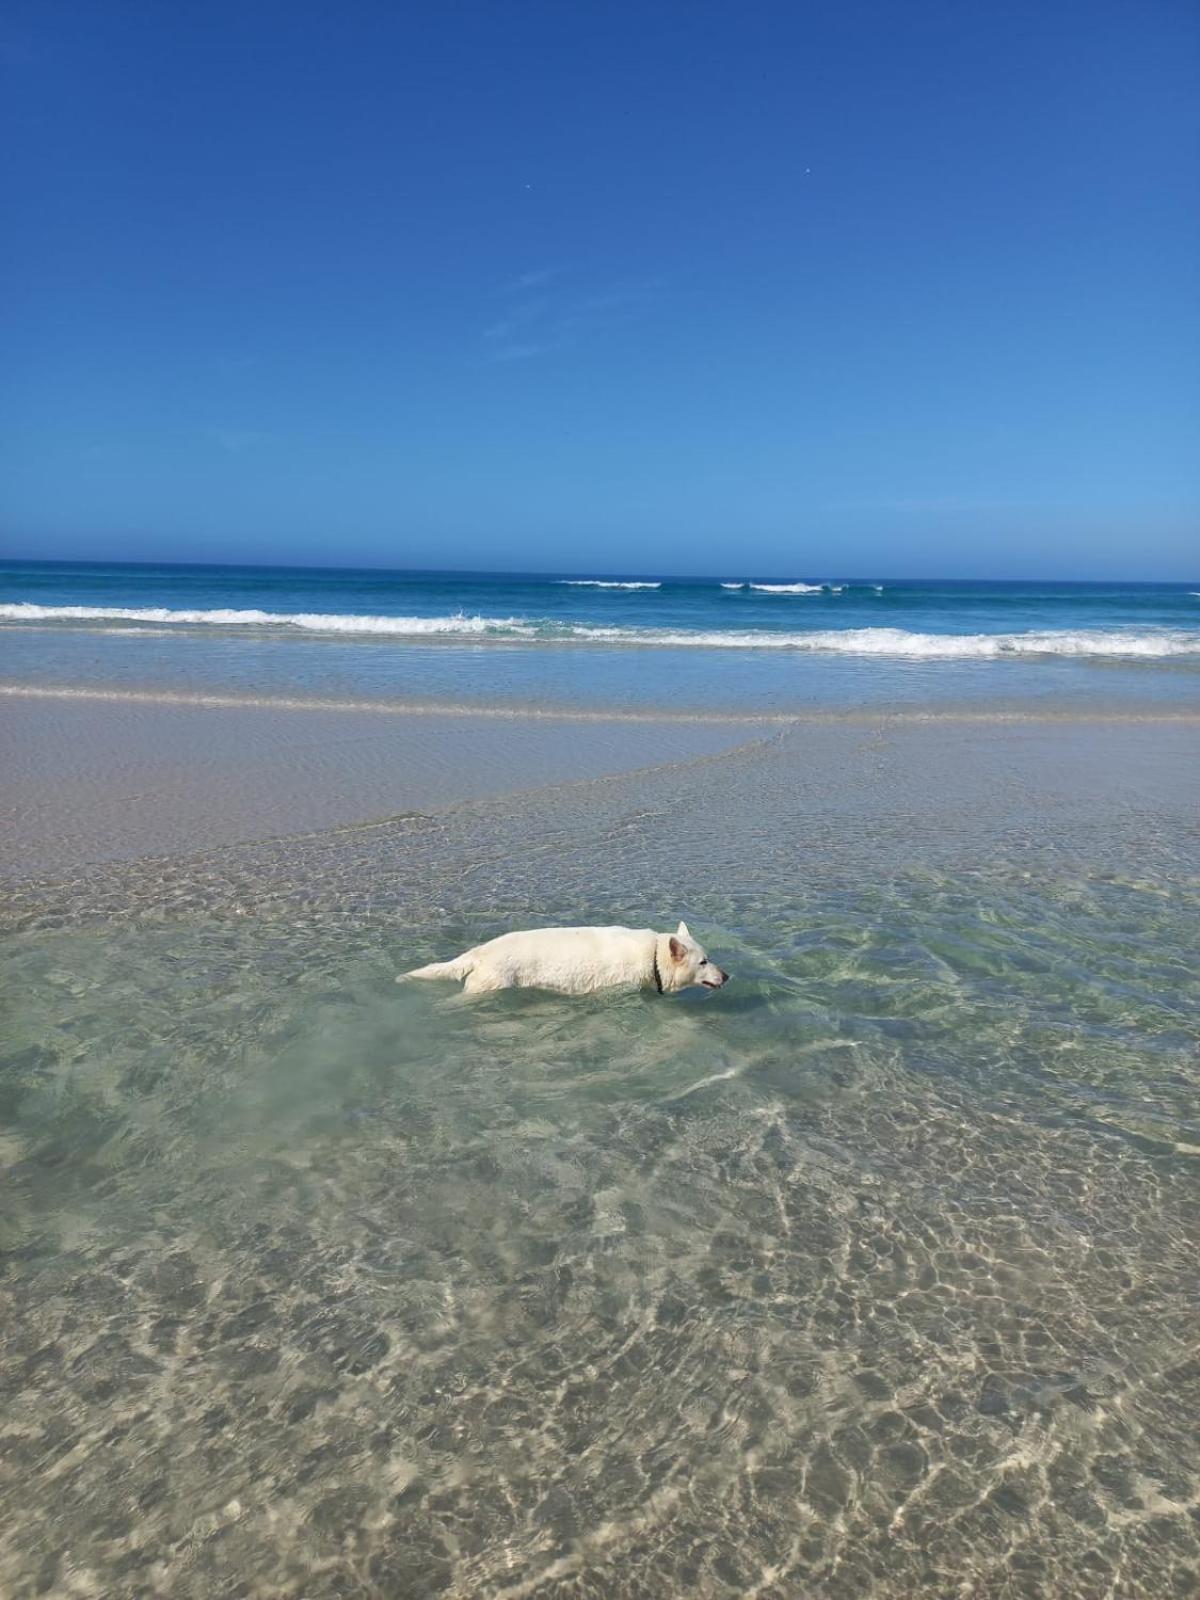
[{"xmin": 652, "ymin": 946, "xmax": 664, "ymax": 993}]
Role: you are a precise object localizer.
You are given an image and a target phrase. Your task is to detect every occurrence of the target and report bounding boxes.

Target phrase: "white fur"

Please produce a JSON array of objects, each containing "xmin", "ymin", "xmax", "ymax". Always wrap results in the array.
[{"xmin": 400, "ymin": 921, "xmax": 729, "ymax": 997}]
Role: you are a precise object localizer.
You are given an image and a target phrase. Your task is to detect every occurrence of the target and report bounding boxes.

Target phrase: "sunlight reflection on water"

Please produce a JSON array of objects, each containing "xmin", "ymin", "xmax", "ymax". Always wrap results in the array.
[{"xmin": 2, "ymin": 723, "xmax": 1198, "ymax": 1597}]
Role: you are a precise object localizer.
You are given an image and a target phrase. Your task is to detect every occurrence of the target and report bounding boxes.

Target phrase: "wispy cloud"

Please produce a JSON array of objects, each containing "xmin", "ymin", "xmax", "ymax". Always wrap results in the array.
[
  {"xmin": 482, "ymin": 272, "xmax": 664, "ymax": 364},
  {"xmin": 482, "ymin": 296, "xmax": 550, "ymax": 347},
  {"xmin": 489, "ymin": 341, "xmax": 557, "ymax": 364},
  {"xmin": 500, "ymin": 266, "xmax": 561, "ymax": 295}
]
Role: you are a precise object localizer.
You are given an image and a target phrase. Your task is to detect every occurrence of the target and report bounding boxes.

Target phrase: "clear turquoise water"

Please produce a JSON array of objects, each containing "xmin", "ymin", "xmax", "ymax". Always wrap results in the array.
[{"xmin": 2, "ymin": 717, "xmax": 1198, "ymax": 1597}]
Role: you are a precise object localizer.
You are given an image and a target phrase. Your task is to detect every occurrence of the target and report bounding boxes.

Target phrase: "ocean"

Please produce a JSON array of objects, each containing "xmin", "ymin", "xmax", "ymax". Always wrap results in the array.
[
  {"xmin": 2, "ymin": 559, "xmax": 1199, "ymax": 715},
  {"xmin": 2, "ymin": 559, "xmax": 1199, "ymax": 1597}
]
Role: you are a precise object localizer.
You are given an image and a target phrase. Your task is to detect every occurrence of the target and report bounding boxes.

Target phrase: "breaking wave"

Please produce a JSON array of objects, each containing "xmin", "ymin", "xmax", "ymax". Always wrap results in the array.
[
  {"xmin": 0, "ymin": 603, "xmax": 538, "ymax": 636},
  {"xmin": 556, "ymin": 579, "xmax": 661, "ymax": 589},
  {"xmin": 561, "ymin": 625, "xmax": 1200, "ymax": 658},
  {"xmin": 744, "ymin": 582, "xmax": 861, "ymax": 594},
  {"xmin": 3, "ymin": 604, "xmax": 1198, "ymax": 660}
]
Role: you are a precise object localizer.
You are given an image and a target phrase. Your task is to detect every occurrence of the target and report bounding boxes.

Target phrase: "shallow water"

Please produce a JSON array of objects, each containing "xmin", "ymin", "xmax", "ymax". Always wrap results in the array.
[
  {"xmin": 4, "ymin": 620, "xmax": 1200, "ymax": 722},
  {"xmin": 4, "ymin": 562, "xmax": 1200, "ymax": 720},
  {"xmin": 2, "ymin": 723, "xmax": 1199, "ymax": 1597}
]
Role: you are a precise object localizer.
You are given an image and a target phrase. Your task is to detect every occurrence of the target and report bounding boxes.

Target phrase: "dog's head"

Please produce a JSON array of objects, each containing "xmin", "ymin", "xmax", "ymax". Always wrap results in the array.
[{"xmin": 664, "ymin": 921, "xmax": 729, "ymax": 992}]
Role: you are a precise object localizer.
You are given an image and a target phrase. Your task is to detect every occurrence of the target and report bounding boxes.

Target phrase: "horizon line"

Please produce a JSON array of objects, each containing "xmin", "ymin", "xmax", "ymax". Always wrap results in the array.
[{"xmin": 2, "ymin": 555, "xmax": 1197, "ymax": 586}]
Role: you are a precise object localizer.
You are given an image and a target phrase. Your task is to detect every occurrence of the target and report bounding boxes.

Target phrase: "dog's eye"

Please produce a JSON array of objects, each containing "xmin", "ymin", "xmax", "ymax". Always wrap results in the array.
[{"xmin": 700, "ymin": 958, "xmax": 708, "ymax": 966}]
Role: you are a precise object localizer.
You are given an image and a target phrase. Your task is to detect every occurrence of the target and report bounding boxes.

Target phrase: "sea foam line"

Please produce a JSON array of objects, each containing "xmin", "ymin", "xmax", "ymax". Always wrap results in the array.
[
  {"xmin": 559, "ymin": 624, "xmax": 1200, "ymax": 656},
  {"xmin": 0, "ymin": 683, "xmax": 787, "ymax": 723},
  {"xmin": 4, "ymin": 684, "xmax": 1196, "ymax": 725},
  {"xmin": 734, "ymin": 582, "xmax": 880, "ymax": 592},
  {"xmin": 556, "ymin": 579, "xmax": 661, "ymax": 589},
  {"xmin": 0, "ymin": 602, "xmax": 537, "ymax": 636},
  {"xmin": 2, "ymin": 604, "xmax": 1197, "ymax": 657}
]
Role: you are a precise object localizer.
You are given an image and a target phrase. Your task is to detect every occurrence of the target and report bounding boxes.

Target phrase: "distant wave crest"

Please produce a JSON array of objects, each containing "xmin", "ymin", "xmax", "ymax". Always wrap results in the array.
[
  {"xmin": 4, "ymin": 603, "xmax": 1198, "ymax": 660},
  {"xmin": 749, "ymin": 582, "xmax": 823, "ymax": 594},
  {"xmin": 747, "ymin": 582, "xmax": 859, "ymax": 594},
  {"xmin": 733, "ymin": 581, "xmax": 878, "ymax": 593},
  {"xmin": 557, "ymin": 579, "xmax": 661, "ymax": 589}
]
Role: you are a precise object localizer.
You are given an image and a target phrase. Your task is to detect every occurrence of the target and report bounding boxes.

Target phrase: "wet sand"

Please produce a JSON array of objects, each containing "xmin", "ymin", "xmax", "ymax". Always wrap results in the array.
[
  {"xmin": 0, "ymin": 689, "xmax": 772, "ymax": 877},
  {"xmin": 3, "ymin": 685, "xmax": 1197, "ymax": 883}
]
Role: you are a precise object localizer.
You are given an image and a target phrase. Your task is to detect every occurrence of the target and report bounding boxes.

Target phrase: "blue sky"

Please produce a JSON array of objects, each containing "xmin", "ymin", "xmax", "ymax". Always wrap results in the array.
[{"xmin": 1, "ymin": 0, "xmax": 1197, "ymax": 577}]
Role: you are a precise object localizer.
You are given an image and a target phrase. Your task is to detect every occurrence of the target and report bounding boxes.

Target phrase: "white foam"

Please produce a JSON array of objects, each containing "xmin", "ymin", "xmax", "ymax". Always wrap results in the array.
[
  {"xmin": 0, "ymin": 602, "xmax": 538, "ymax": 636},
  {"xmin": 557, "ymin": 579, "xmax": 661, "ymax": 589},
  {"xmin": 3, "ymin": 603, "xmax": 1197, "ymax": 659},
  {"xmin": 749, "ymin": 582, "xmax": 823, "ymax": 594},
  {"xmin": 559, "ymin": 623, "xmax": 1200, "ymax": 658},
  {"xmin": 720, "ymin": 582, "xmax": 746, "ymax": 589}
]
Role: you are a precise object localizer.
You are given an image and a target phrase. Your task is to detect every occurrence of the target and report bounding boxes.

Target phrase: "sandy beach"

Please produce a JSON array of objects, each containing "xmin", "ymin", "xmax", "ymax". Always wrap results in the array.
[
  {"xmin": 0, "ymin": 688, "xmax": 775, "ymax": 876},
  {"xmin": 4, "ymin": 683, "xmax": 1196, "ymax": 881},
  {"xmin": 6, "ymin": 0, "xmax": 1196, "ymax": 1589},
  {"xmin": 2, "ymin": 690, "xmax": 1198, "ymax": 1597}
]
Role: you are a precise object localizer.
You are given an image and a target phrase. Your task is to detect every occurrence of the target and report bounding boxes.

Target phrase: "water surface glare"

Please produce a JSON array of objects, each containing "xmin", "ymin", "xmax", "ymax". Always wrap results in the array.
[{"xmin": 2, "ymin": 724, "xmax": 1198, "ymax": 1598}]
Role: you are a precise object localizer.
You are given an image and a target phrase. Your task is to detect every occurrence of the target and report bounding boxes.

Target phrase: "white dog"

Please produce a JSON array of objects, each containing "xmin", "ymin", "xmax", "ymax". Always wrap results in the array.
[{"xmin": 401, "ymin": 921, "xmax": 729, "ymax": 997}]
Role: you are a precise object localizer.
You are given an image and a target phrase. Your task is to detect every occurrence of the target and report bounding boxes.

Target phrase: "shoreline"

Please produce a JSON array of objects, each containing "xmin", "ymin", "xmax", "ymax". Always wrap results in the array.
[
  {"xmin": 5, "ymin": 678, "xmax": 1200, "ymax": 723},
  {"xmin": 6, "ymin": 687, "xmax": 1200, "ymax": 884},
  {"xmin": 6, "ymin": 687, "xmax": 1200, "ymax": 885},
  {"xmin": 1, "ymin": 692, "xmax": 775, "ymax": 878},
  {"xmin": 5, "ymin": 696, "xmax": 1197, "ymax": 917}
]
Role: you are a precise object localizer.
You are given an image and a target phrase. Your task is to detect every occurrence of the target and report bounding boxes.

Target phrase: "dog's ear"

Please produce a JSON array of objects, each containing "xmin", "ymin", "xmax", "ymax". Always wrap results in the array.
[
  {"xmin": 669, "ymin": 936, "xmax": 687, "ymax": 963},
  {"xmin": 676, "ymin": 921, "xmax": 692, "ymax": 941}
]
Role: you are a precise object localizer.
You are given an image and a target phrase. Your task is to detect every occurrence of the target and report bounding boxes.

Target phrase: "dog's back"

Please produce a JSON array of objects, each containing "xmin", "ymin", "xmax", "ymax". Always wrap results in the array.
[
  {"xmin": 401, "ymin": 921, "xmax": 727, "ymax": 997},
  {"xmin": 404, "ymin": 925, "xmax": 656, "ymax": 995}
]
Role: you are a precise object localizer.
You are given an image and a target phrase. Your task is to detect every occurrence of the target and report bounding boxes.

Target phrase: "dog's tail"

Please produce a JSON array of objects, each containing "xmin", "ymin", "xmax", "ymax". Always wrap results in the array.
[{"xmin": 398, "ymin": 953, "xmax": 474, "ymax": 984}]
